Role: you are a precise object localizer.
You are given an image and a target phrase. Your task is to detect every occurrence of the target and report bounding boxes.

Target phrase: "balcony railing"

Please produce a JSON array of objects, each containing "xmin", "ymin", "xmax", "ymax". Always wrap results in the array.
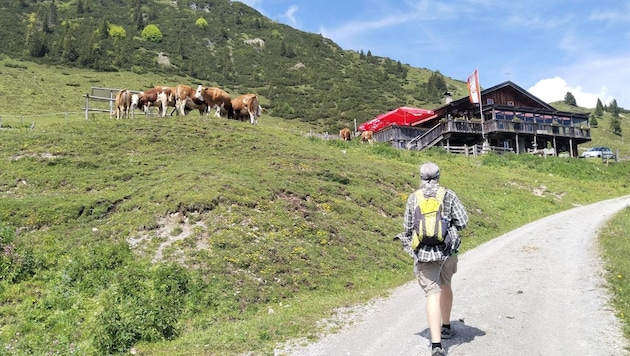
[{"xmin": 407, "ymin": 119, "xmax": 591, "ymax": 150}]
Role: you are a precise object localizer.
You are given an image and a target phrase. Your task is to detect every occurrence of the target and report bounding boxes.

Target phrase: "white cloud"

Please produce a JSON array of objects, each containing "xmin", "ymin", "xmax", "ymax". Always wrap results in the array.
[
  {"xmin": 282, "ymin": 5, "xmax": 299, "ymax": 27},
  {"xmin": 528, "ymin": 77, "xmax": 605, "ymax": 108}
]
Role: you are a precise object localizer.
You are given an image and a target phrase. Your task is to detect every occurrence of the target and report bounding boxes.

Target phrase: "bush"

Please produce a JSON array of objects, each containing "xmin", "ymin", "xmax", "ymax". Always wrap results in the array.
[
  {"xmin": 90, "ymin": 263, "xmax": 192, "ymax": 353},
  {"xmin": 195, "ymin": 17, "xmax": 208, "ymax": 28},
  {"xmin": 108, "ymin": 24, "xmax": 127, "ymax": 39},
  {"xmin": 141, "ymin": 24, "xmax": 163, "ymax": 43}
]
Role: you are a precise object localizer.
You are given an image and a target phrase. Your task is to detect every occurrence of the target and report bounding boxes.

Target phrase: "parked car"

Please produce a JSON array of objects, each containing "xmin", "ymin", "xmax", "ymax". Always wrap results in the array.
[{"xmin": 580, "ymin": 146, "xmax": 616, "ymax": 159}]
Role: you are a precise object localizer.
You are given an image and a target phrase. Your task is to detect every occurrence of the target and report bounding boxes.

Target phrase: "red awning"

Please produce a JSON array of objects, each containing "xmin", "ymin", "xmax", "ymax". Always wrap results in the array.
[{"xmin": 358, "ymin": 107, "xmax": 435, "ymax": 132}]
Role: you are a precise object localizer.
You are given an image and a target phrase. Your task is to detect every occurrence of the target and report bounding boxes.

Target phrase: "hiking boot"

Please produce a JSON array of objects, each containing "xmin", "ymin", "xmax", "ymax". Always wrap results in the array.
[
  {"xmin": 441, "ymin": 325, "xmax": 455, "ymax": 339},
  {"xmin": 431, "ymin": 346, "xmax": 446, "ymax": 356}
]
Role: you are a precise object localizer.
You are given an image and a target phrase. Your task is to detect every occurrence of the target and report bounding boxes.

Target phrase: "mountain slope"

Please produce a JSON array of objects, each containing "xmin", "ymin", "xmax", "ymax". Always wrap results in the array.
[{"xmin": 0, "ymin": 0, "xmax": 468, "ymax": 129}]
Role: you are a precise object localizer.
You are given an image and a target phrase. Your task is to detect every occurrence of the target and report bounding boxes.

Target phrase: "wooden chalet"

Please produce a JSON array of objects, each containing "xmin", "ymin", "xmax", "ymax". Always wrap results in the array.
[{"xmin": 373, "ymin": 81, "xmax": 591, "ymax": 157}]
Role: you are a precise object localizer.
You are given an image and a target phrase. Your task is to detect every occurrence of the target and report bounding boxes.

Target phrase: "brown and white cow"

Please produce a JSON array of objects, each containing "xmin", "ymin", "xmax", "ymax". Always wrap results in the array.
[
  {"xmin": 360, "ymin": 130, "xmax": 374, "ymax": 144},
  {"xmin": 339, "ymin": 127, "xmax": 351, "ymax": 141},
  {"xmin": 135, "ymin": 86, "xmax": 173, "ymax": 117},
  {"xmin": 231, "ymin": 93, "xmax": 262, "ymax": 124},
  {"xmin": 113, "ymin": 89, "xmax": 132, "ymax": 119},
  {"xmin": 174, "ymin": 84, "xmax": 207, "ymax": 116},
  {"xmin": 194, "ymin": 85, "xmax": 233, "ymax": 118}
]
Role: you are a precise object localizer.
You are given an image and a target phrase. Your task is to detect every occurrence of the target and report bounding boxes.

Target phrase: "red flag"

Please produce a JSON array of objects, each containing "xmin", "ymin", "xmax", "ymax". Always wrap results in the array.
[{"xmin": 467, "ymin": 69, "xmax": 481, "ymax": 104}]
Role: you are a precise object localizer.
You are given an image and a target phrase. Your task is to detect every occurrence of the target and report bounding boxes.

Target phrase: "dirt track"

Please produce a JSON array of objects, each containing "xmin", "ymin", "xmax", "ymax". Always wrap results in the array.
[{"xmin": 275, "ymin": 195, "xmax": 630, "ymax": 355}]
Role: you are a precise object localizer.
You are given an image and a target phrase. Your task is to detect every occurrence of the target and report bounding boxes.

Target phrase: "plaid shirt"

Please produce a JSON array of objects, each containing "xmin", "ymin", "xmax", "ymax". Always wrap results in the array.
[{"xmin": 399, "ymin": 187, "xmax": 468, "ymax": 263}]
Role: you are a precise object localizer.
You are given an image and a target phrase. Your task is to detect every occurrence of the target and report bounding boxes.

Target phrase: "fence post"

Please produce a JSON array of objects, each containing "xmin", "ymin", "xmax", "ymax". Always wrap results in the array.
[
  {"xmin": 464, "ymin": 144, "xmax": 469, "ymax": 157},
  {"xmin": 84, "ymin": 94, "xmax": 89, "ymax": 120}
]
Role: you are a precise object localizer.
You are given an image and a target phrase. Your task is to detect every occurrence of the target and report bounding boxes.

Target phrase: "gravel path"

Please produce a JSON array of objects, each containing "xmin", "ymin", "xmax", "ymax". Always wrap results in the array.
[{"xmin": 275, "ymin": 195, "xmax": 630, "ymax": 356}]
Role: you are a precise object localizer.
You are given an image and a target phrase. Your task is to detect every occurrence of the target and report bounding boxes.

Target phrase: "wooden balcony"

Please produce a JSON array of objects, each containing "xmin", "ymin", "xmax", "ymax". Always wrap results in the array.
[{"xmin": 391, "ymin": 118, "xmax": 591, "ymax": 156}]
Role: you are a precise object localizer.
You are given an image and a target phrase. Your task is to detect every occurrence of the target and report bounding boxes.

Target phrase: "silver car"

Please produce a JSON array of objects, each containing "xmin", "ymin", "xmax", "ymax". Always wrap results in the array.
[{"xmin": 580, "ymin": 146, "xmax": 615, "ymax": 159}]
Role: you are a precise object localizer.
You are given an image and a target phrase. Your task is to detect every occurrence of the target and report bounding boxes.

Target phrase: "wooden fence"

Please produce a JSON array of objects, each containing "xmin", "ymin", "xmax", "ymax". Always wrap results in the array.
[{"xmin": 83, "ymin": 87, "xmax": 145, "ymax": 120}]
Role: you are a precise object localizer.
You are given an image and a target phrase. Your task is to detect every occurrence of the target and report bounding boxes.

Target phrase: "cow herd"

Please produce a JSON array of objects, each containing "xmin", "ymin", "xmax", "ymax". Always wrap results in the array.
[
  {"xmin": 339, "ymin": 128, "xmax": 374, "ymax": 144},
  {"xmin": 112, "ymin": 84, "xmax": 262, "ymax": 124}
]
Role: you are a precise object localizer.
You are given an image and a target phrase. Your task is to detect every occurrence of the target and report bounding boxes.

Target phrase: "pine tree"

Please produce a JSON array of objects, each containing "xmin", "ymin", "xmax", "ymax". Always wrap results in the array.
[
  {"xmin": 609, "ymin": 99, "xmax": 622, "ymax": 135},
  {"xmin": 594, "ymin": 98, "xmax": 604, "ymax": 117},
  {"xmin": 99, "ymin": 19, "xmax": 109, "ymax": 39},
  {"xmin": 49, "ymin": 0, "xmax": 57, "ymax": 28},
  {"xmin": 28, "ymin": 29, "xmax": 48, "ymax": 58},
  {"xmin": 133, "ymin": 0, "xmax": 144, "ymax": 30},
  {"xmin": 564, "ymin": 92, "xmax": 577, "ymax": 106},
  {"xmin": 61, "ymin": 25, "xmax": 79, "ymax": 63},
  {"xmin": 426, "ymin": 71, "xmax": 447, "ymax": 104}
]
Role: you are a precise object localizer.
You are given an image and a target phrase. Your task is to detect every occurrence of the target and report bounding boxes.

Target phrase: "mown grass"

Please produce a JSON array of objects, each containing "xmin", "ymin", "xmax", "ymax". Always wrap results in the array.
[{"xmin": 1, "ymin": 112, "xmax": 629, "ymax": 355}]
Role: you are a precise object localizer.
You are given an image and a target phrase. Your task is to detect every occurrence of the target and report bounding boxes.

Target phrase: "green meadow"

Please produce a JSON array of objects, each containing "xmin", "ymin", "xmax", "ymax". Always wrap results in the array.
[{"xmin": 1, "ymin": 59, "xmax": 629, "ymax": 354}]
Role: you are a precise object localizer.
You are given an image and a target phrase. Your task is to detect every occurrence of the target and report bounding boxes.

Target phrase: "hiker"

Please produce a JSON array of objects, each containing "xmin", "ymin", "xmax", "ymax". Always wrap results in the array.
[{"xmin": 396, "ymin": 162, "xmax": 469, "ymax": 356}]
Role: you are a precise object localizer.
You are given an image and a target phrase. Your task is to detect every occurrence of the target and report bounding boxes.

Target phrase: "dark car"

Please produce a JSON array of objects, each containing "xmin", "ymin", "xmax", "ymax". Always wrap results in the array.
[{"xmin": 580, "ymin": 146, "xmax": 616, "ymax": 159}]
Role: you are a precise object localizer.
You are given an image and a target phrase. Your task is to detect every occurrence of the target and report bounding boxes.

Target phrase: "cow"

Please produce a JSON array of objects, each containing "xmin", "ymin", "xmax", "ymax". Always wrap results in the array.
[
  {"xmin": 113, "ymin": 89, "xmax": 132, "ymax": 119},
  {"xmin": 339, "ymin": 128, "xmax": 351, "ymax": 141},
  {"xmin": 130, "ymin": 93, "xmax": 140, "ymax": 114},
  {"xmin": 194, "ymin": 85, "xmax": 234, "ymax": 118},
  {"xmin": 231, "ymin": 93, "xmax": 262, "ymax": 124},
  {"xmin": 135, "ymin": 86, "xmax": 173, "ymax": 117},
  {"xmin": 360, "ymin": 130, "xmax": 374, "ymax": 144},
  {"xmin": 174, "ymin": 84, "xmax": 207, "ymax": 116}
]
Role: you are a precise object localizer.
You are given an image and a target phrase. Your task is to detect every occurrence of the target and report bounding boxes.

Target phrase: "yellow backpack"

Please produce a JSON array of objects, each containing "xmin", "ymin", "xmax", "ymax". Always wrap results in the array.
[{"xmin": 411, "ymin": 187, "xmax": 448, "ymax": 251}]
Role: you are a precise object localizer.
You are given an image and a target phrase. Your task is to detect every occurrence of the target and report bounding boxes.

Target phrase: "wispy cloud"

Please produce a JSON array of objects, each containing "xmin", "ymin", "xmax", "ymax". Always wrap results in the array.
[
  {"xmin": 282, "ymin": 5, "xmax": 299, "ymax": 27},
  {"xmin": 319, "ymin": 1, "xmax": 457, "ymax": 48},
  {"xmin": 588, "ymin": 3, "xmax": 630, "ymax": 23},
  {"xmin": 506, "ymin": 14, "xmax": 572, "ymax": 30}
]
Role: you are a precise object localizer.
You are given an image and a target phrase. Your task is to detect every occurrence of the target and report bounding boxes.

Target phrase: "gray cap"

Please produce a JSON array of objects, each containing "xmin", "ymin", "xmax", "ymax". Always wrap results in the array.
[{"xmin": 420, "ymin": 162, "xmax": 440, "ymax": 183}]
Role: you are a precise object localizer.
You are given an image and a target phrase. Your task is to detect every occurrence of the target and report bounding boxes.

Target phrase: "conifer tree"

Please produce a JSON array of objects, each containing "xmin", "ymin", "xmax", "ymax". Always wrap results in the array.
[
  {"xmin": 49, "ymin": 0, "xmax": 57, "ymax": 27},
  {"xmin": 609, "ymin": 99, "xmax": 622, "ymax": 135},
  {"xmin": 594, "ymin": 98, "xmax": 604, "ymax": 117}
]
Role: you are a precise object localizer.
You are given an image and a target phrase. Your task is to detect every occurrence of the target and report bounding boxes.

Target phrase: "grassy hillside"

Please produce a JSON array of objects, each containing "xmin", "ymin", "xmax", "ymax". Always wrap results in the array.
[
  {"xmin": 0, "ymin": 0, "xmax": 470, "ymax": 129},
  {"xmin": 1, "ymin": 108, "xmax": 629, "ymax": 354}
]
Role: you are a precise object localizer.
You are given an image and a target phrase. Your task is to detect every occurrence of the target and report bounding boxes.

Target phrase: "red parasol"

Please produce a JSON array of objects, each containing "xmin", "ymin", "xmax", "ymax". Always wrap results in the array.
[{"xmin": 358, "ymin": 107, "xmax": 435, "ymax": 132}]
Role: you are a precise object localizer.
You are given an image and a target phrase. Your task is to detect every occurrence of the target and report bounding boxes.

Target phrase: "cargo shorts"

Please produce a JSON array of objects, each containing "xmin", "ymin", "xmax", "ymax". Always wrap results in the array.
[{"xmin": 416, "ymin": 255, "xmax": 458, "ymax": 296}]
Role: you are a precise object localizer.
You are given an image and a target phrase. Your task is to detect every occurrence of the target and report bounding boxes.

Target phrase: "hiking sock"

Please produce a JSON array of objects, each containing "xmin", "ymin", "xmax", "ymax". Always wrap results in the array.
[
  {"xmin": 442, "ymin": 324, "xmax": 451, "ymax": 330},
  {"xmin": 432, "ymin": 342, "xmax": 442, "ymax": 349}
]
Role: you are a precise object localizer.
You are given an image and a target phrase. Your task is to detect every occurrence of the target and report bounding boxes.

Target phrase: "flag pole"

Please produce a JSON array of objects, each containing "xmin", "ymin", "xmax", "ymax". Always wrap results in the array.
[
  {"xmin": 479, "ymin": 92, "xmax": 485, "ymax": 140},
  {"xmin": 468, "ymin": 68, "xmax": 488, "ymax": 151}
]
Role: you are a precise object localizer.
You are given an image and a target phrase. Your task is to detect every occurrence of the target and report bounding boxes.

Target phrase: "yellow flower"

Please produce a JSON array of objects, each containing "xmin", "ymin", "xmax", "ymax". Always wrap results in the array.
[{"xmin": 618, "ymin": 274, "xmax": 623, "ymax": 279}]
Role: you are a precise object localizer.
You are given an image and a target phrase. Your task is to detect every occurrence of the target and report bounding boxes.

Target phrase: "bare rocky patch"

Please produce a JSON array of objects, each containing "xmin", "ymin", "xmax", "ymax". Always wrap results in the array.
[{"xmin": 128, "ymin": 212, "xmax": 208, "ymax": 263}]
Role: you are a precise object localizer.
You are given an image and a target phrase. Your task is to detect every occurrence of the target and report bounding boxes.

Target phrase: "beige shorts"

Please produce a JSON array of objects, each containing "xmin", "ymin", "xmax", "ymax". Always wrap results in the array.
[{"xmin": 416, "ymin": 255, "xmax": 458, "ymax": 296}]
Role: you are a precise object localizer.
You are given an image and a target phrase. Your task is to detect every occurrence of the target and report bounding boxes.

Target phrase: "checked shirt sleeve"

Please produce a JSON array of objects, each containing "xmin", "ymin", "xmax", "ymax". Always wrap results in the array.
[{"xmin": 444, "ymin": 189, "xmax": 468, "ymax": 230}]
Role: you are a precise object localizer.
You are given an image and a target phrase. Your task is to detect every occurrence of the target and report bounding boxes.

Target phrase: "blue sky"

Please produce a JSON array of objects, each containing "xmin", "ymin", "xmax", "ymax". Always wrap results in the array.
[{"xmin": 239, "ymin": 0, "xmax": 630, "ymax": 109}]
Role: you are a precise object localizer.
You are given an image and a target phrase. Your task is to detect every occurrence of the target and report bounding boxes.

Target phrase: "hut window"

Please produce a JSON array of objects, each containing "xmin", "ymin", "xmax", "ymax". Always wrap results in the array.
[{"xmin": 507, "ymin": 100, "xmax": 514, "ymax": 106}]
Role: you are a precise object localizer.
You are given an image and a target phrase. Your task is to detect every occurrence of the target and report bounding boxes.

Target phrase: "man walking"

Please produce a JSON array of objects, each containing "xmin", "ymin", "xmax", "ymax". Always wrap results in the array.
[{"xmin": 397, "ymin": 162, "xmax": 469, "ymax": 356}]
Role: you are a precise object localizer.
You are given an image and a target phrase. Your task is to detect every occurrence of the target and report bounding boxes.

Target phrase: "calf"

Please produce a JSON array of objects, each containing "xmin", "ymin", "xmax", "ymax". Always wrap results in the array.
[{"xmin": 231, "ymin": 93, "xmax": 262, "ymax": 124}]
